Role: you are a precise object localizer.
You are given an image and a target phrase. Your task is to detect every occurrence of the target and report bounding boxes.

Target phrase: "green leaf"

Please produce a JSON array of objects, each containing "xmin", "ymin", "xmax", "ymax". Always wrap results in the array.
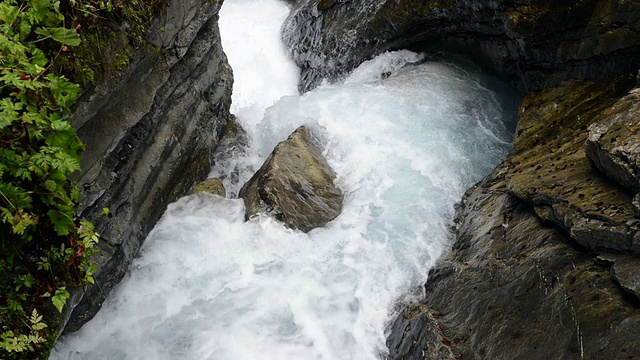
[
  {"xmin": 0, "ymin": 98, "xmax": 22, "ymax": 130},
  {"xmin": 34, "ymin": 26, "xmax": 81, "ymax": 46},
  {"xmin": 51, "ymin": 287, "xmax": 69, "ymax": 313},
  {"xmin": 47, "ymin": 209, "xmax": 73, "ymax": 235},
  {"xmin": 43, "ymin": 180, "xmax": 57, "ymax": 192},
  {"xmin": 46, "ymin": 74, "xmax": 81, "ymax": 109},
  {"xmin": 28, "ymin": 46, "xmax": 48, "ymax": 68},
  {"xmin": 0, "ymin": 3, "xmax": 19, "ymax": 25}
]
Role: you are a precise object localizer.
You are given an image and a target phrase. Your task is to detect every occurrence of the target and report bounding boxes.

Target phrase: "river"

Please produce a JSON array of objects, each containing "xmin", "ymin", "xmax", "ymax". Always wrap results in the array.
[{"xmin": 52, "ymin": 0, "xmax": 518, "ymax": 358}]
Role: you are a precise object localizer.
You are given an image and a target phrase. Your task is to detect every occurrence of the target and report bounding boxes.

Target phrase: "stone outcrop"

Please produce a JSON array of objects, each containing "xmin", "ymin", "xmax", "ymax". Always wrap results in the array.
[
  {"xmin": 283, "ymin": 0, "xmax": 640, "ymax": 93},
  {"xmin": 506, "ymin": 80, "xmax": 640, "ymax": 256},
  {"xmin": 239, "ymin": 126, "xmax": 343, "ymax": 232},
  {"xmin": 62, "ymin": 0, "xmax": 232, "ymax": 333},
  {"xmin": 388, "ymin": 170, "xmax": 640, "ymax": 359},
  {"xmin": 387, "ymin": 79, "xmax": 640, "ymax": 359}
]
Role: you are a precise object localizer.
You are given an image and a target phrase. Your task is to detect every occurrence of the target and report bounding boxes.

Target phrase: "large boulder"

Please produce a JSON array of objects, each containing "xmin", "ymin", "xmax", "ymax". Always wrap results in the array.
[
  {"xmin": 63, "ymin": 0, "xmax": 232, "ymax": 333},
  {"xmin": 239, "ymin": 126, "xmax": 343, "ymax": 232}
]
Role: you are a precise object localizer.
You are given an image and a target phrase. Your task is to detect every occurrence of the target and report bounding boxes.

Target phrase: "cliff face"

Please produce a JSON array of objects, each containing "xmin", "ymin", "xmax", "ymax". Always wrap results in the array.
[
  {"xmin": 283, "ymin": 1, "xmax": 640, "ymax": 358},
  {"xmin": 387, "ymin": 79, "xmax": 640, "ymax": 359},
  {"xmin": 62, "ymin": 0, "xmax": 232, "ymax": 333},
  {"xmin": 284, "ymin": 0, "xmax": 640, "ymax": 93}
]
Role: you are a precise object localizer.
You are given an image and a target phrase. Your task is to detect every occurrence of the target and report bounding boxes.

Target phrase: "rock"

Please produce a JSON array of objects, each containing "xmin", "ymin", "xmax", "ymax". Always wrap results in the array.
[
  {"xmin": 612, "ymin": 258, "xmax": 640, "ymax": 301},
  {"xmin": 63, "ymin": 0, "xmax": 232, "ymax": 333},
  {"xmin": 597, "ymin": 254, "xmax": 640, "ymax": 302},
  {"xmin": 284, "ymin": 0, "xmax": 640, "ymax": 93},
  {"xmin": 192, "ymin": 178, "xmax": 226, "ymax": 197},
  {"xmin": 585, "ymin": 87, "xmax": 640, "ymax": 192},
  {"xmin": 239, "ymin": 126, "xmax": 343, "ymax": 232},
  {"xmin": 210, "ymin": 115, "xmax": 250, "ymax": 192},
  {"xmin": 505, "ymin": 79, "xmax": 640, "ymax": 256},
  {"xmin": 212, "ymin": 115, "xmax": 249, "ymax": 165},
  {"xmin": 386, "ymin": 304, "xmax": 456, "ymax": 360},
  {"xmin": 388, "ymin": 166, "xmax": 640, "ymax": 359}
]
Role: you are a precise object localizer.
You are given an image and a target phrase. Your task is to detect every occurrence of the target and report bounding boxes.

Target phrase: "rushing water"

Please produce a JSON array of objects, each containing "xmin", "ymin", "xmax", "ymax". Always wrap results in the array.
[{"xmin": 52, "ymin": 0, "xmax": 519, "ymax": 359}]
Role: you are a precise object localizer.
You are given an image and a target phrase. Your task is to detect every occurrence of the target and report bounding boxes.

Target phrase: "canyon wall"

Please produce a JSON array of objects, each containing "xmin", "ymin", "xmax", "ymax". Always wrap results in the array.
[{"xmin": 62, "ymin": 0, "xmax": 233, "ymax": 333}]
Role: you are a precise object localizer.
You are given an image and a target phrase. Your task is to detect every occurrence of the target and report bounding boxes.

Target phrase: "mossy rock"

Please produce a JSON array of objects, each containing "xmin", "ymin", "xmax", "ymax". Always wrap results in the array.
[
  {"xmin": 192, "ymin": 178, "xmax": 226, "ymax": 197},
  {"xmin": 239, "ymin": 126, "xmax": 343, "ymax": 232}
]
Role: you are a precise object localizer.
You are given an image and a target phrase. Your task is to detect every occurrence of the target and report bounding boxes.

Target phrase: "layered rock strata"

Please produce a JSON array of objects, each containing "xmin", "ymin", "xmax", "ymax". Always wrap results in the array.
[
  {"xmin": 63, "ymin": 0, "xmax": 232, "ymax": 333},
  {"xmin": 284, "ymin": 0, "xmax": 640, "ymax": 93}
]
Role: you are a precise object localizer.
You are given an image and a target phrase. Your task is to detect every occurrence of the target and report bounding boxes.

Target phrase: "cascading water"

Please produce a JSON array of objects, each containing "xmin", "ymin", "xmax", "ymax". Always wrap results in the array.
[{"xmin": 52, "ymin": 0, "xmax": 519, "ymax": 359}]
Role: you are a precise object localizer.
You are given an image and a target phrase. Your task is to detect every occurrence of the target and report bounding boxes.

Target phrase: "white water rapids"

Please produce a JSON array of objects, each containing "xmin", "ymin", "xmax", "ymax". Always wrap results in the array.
[{"xmin": 52, "ymin": 0, "xmax": 519, "ymax": 359}]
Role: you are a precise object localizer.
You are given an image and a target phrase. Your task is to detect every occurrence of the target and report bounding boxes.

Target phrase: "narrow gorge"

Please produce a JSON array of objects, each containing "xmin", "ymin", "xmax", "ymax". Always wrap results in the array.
[{"xmin": 36, "ymin": 0, "xmax": 640, "ymax": 359}]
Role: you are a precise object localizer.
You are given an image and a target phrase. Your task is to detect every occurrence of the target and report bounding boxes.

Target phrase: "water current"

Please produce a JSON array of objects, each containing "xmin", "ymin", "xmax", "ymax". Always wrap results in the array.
[{"xmin": 52, "ymin": 0, "xmax": 519, "ymax": 358}]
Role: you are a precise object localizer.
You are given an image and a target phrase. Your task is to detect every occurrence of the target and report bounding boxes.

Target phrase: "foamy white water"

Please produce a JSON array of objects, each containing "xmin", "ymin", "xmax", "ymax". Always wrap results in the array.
[{"xmin": 52, "ymin": 0, "xmax": 518, "ymax": 359}]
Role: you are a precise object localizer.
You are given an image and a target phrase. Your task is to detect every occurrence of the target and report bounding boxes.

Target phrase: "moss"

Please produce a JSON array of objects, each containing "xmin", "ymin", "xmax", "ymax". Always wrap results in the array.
[{"xmin": 55, "ymin": 0, "xmax": 168, "ymax": 89}]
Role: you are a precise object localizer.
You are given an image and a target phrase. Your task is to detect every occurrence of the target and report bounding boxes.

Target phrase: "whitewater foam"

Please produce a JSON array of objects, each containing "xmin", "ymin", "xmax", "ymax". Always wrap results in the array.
[{"xmin": 52, "ymin": 0, "xmax": 518, "ymax": 359}]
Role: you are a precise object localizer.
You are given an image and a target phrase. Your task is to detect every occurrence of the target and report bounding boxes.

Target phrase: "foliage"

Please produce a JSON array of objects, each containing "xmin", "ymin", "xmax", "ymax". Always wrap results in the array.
[
  {"xmin": 0, "ymin": 0, "xmax": 103, "ymax": 358},
  {"xmin": 1, "ymin": 0, "xmax": 167, "ymax": 357}
]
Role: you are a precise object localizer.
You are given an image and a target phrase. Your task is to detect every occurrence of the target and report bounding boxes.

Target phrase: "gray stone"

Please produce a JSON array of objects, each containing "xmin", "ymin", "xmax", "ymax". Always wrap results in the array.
[
  {"xmin": 62, "ymin": 0, "xmax": 232, "ymax": 334},
  {"xmin": 612, "ymin": 257, "xmax": 640, "ymax": 302},
  {"xmin": 239, "ymin": 126, "xmax": 343, "ymax": 232}
]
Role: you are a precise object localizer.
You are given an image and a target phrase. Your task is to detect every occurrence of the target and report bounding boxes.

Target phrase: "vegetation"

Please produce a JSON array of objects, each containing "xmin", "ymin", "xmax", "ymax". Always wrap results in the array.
[{"xmin": 0, "ymin": 0, "xmax": 164, "ymax": 358}]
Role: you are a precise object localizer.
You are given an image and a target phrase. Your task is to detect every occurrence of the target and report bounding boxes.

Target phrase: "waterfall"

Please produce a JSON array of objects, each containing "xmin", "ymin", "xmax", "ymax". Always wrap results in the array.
[{"xmin": 52, "ymin": 0, "xmax": 518, "ymax": 359}]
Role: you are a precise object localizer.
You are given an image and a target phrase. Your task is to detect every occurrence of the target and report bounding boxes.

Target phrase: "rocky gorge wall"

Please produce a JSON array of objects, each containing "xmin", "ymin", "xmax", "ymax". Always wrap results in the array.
[
  {"xmin": 283, "ymin": 0, "xmax": 640, "ymax": 358},
  {"xmin": 61, "ymin": 0, "xmax": 232, "ymax": 333},
  {"xmin": 284, "ymin": 0, "xmax": 640, "ymax": 93}
]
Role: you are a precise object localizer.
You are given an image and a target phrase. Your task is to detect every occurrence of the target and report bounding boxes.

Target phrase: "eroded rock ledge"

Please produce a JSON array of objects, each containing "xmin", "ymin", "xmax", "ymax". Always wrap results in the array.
[{"xmin": 63, "ymin": 0, "xmax": 232, "ymax": 333}]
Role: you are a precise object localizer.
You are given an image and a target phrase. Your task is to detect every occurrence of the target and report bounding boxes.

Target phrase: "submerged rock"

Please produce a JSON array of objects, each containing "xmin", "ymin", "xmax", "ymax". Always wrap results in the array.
[
  {"xmin": 192, "ymin": 178, "xmax": 226, "ymax": 197},
  {"xmin": 239, "ymin": 126, "xmax": 343, "ymax": 232},
  {"xmin": 210, "ymin": 115, "xmax": 250, "ymax": 192}
]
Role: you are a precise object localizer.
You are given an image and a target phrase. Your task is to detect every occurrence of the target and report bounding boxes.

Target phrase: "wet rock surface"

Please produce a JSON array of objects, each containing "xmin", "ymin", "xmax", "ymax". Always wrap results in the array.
[
  {"xmin": 506, "ymin": 79, "xmax": 640, "ymax": 256},
  {"xmin": 63, "ymin": 0, "xmax": 232, "ymax": 333},
  {"xmin": 284, "ymin": 0, "xmax": 640, "ymax": 93},
  {"xmin": 388, "ymin": 172, "xmax": 640, "ymax": 359},
  {"xmin": 386, "ymin": 80, "xmax": 640, "ymax": 358},
  {"xmin": 239, "ymin": 126, "xmax": 343, "ymax": 232}
]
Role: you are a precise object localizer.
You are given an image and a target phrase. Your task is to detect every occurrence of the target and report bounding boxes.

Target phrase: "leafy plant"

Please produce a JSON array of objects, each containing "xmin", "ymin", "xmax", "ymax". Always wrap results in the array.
[{"xmin": 0, "ymin": 0, "xmax": 100, "ymax": 358}]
